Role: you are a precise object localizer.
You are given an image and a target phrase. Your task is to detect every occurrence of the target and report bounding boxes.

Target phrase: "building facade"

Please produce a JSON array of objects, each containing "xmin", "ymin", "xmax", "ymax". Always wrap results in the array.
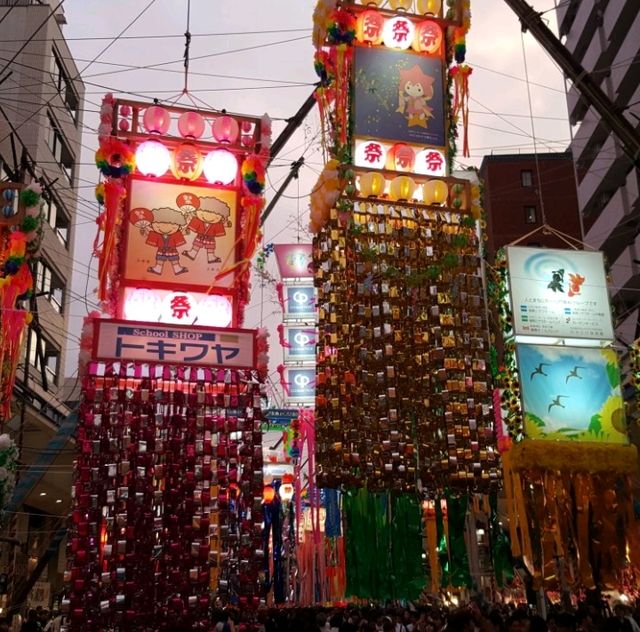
[
  {"xmin": 0, "ymin": 0, "xmax": 84, "ymax": 615},
  {"xmin": 556, "ymin": 0, "xmax": 640, "ymax": 345},
  {"xmin": 479, "ymin": 152, "xmax": 582, "ymax": 261}
]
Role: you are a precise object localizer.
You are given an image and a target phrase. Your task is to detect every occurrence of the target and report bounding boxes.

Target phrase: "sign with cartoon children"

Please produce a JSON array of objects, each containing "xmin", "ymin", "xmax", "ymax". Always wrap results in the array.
[
  {"xmin": 353, "ymin": 45, "xmax": 445, "ymax": 148},
  {"xmin": 123, "ymin": 179, "xmax": 237, "ymax": 290}
]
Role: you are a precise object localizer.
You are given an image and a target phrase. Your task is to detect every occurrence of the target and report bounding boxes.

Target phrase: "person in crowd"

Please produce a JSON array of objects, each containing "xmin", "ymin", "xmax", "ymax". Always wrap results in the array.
[{"xmin": 20, "ymin": 610, "xmax": 41, "ymax": 632}]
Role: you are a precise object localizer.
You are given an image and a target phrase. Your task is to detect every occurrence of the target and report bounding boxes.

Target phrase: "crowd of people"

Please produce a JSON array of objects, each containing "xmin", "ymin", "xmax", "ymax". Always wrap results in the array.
[{"xmin": 2, "ymin": 599, "xmax": 639, "ymax": 632}]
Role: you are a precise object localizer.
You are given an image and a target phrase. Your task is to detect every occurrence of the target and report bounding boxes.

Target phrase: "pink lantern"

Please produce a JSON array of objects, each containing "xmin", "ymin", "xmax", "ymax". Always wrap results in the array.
[
  {"xmin": 241, "ymin": 135, "xmax": 255, "ymax": 148},
  {"xmin": 413, "ymin": 20, "xmax": 443, "ymax": 55},
  {"xmin": 143, "ymin": 105, "xmax": 170, "ymax": 134},
  {"xmin": 212, "ymin": 115, "xmax": 239, "ymax": 144},
  {"xmin": 389, "ymin": 143, "xmax": 416, "ymax": 172},
  {"xmin": 203, "ymin": 149, "xmax": 238, "ymax": 185},
  {"xmin": 118, "ymin": 119, "xmax": 130, "ymax": 132},
  {"xmin": 240, "ymin": 120, "xmax": 253, "ymax": 134},
  {"xmin": 135, "ymin": 140, "xmax": 171, "ymax": 177},
  {"xmin": 177, "ymin": 111, "xmax": 205, "ymax": 139}
]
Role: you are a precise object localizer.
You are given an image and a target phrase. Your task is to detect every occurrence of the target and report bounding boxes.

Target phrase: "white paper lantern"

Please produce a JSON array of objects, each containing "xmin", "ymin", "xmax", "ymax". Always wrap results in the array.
[
  {"xmin": 135, "ymin": 140, "xmax": 171, "ymax": 177},
  {"xmin": 354, "ymin": 139, "xmax": 388, "ymax": 170},
  {"xmin": 123, "ymin": 288, "xmax": 162, "ymax": 322},
  {"xmin": 383, "ymin": 16, "xmax": 415, "ymax": 50},
  {"xmin": 203, "ymin": 149, "xmax": 238, "ymax": 185},
  {"xmin": 197, "ymin": 294, "xmax": 233, "ymax": 328}
]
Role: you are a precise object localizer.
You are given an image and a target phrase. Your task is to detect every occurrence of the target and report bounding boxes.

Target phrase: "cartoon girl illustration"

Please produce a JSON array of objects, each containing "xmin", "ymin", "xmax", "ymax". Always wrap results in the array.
[
  {"xmin": 396, "ymin": 64, "xmax": 435, "ymax": 128},
  {"xmin": 130, "ymin": 206, "xmax": 188, "ymax": 276},
  {"xmin": 180, "ymin": 195, "xmax": 232, "ymax": 264}
]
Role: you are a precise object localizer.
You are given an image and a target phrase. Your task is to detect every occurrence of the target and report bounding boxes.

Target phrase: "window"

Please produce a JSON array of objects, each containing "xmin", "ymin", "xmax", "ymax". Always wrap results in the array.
[
  {"xmin": 49, "ymin": 48, "xmax": 78, "ymax": 122},
  {"xmin": 524, "ymin": 205, "xmax": 537, "ymax": 224},
  {"xmin": 521, "ymin": 170, "xmax": 533, "ymax": 187},
  {"xmin": 34, "ymin": 259, "xmax": 65, "ymax": 314},
  {"xmin": 27, "ymin": 331, "xmax": 60, "ymax": 386},
  {"xmin": 43, "ymin": 193, "xmax": 70, "ymax": 248},
  {"xmin": 47, "ymin": 113, "xmax": 75, "ymax": 183}
]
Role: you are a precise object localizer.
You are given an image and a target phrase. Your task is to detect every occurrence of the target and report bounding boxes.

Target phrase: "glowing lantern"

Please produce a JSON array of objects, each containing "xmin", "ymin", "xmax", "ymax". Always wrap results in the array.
[
  {"xmin": 358, "ymin": 0, "xmax": 383, "ymax": 5},
  {"xmin": 413, "ymin": 20, "xmax": 442, "ymax": 54},
  {"xmin": 358, "ymin": 172, "xmax": 386, "ymax": 197},
  {"xmin": 135, "ymin": 140, "xmax": 171, "ymax": 177},
  {"xmin": 389, "ymin": 143, "xmax": 416, "ymax": 172},
  {"xmin": 354, "ymin": 140, "xmax": 387, "ymax": 170},
  {"xmin": 415, "ymin": 148, "xmax": 446, "ymax": 176},
  {"xmin": 356, "ymin": 9, "xmax": 384, "ymax": 45},
  {"xmin": 422, "ymin": 179, "xmax": 448, "ymax": 205},
  {"xmin": 383, "ymin": 16, "xmax": 415, "ymax": 50},
  {"xmin": 203, "ymin": 149, "xmax": 238, "ymax": 185},
  {"xmin": 389, "ymin": 0, "xmax": 412, "ymax": 9},
  {"xmin": 416, "ymin": 0, "xmax": 442, "ymax": 15},
  {"xmin": 161, "ymin": 291, "xmax": 197, "ymax": 324},
  {"xmin": 280, "ymin": 484, "xmax": 294, "ymax": 502},
  {"xmin": 212, "ymin": 115, "xmax": 239, "ymax": 144},
  {"xmin": 263, "ymin": 485, "xmax": 276, "ymax": 504},
  {"xmin": 142, "ymin": 105, "xmax": 170, "ymax": 135},
  {"xmin": 197, "ymin": 294, "xmax": 233, "ymax": 328},
  {"xmin": 178, "ymin": 111, "xmax": 205, "ymax": 139},
  {"xmin": 123, "ymin": 288, "xmax": 161, "ymax": 322},
  {"xmin": 389, "ymin": 176, "xmax": 416, "ymax": 201},
  {"xmin": 171, "ymin": 143, "xmax": 204, "ymax": 181}
]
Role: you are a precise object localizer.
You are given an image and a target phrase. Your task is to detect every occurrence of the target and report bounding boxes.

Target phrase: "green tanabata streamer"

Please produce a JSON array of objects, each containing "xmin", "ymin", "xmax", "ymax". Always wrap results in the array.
[
  {"xmin": 344, "ymin": 489, "xmax": 425, "ymax": 601},
  {"xmin": 437, "ymin": 493, "xmax": 471, "ymax": 589}
]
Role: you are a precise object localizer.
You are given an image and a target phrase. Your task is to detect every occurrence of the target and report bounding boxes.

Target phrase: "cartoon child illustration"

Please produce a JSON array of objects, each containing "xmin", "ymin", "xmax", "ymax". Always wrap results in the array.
[
  {"xmin": 181, "ymin": 195, "xmax": 232, "ymax": 264},
  {"xmin": 396, "ymin": 64, "xmax": 435, "ymax": 128},
  {"xmin": 130, "ymin": 206, "xmax": 188, "ymax": 276}
]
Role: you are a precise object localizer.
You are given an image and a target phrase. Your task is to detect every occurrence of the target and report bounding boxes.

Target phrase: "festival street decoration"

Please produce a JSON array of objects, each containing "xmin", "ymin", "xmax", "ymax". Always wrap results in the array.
[{"xmin": 66, "ymin": 99, "xmax": 271, "ymax": 629}]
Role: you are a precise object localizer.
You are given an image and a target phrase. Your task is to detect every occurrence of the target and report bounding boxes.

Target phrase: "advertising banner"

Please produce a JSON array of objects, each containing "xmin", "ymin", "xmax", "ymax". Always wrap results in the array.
[
  {"xmin": 517, "ymin": 344, "xmax": 627, "ymax": 444},
  {"xmin": 274, "ymin": 244, "xmax": 313, "ymax": 279},
  {"xmin": 282, "ymin": 285, "xmax": 316, "ymax": 322},
  {"xmin": 123, "ymin": 178, "xmax": 238, "ymax": 291},
  {"xmin": 283, "ymin": 326, "xmax": 317, "ymax": 362},
  {"xmin": 284, "ymin": 367, "xmax": 316, "ymax": 403},
  {"xmin": 507, "ymin": 246, "xmax": 614, "ymax": 342},
  {"xmin": 93, "ymin": 319, "xmax": 256, "ymax": 369},
  {"xmin": 353, "ymin": 45, "xmax": 446, "ymax": 148}
]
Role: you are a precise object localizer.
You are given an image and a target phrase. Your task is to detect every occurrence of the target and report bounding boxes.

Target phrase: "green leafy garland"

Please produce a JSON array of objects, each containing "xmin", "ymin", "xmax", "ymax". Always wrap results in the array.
[{"xmin": 0, "ymin": 433, "xmax": 18, "ymax": 518}]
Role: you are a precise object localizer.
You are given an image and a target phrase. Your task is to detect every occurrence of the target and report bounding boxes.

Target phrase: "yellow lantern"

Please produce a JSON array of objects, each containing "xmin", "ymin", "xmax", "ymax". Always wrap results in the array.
[
  {"xmin": 389, "ymin": 0, "xmax": 413, "ymax": 10},
  {"xmin": 171, "ymin": 143, "xmax": 204, "ymax": 181},
  {"xmin": 389, "ymin": 176, "xmax": 416, "ymax": 201},
  {"xmin": 359, "ymin": 0, "xmax": 383, "ymax": 5},
  {"xmin": 416, "ymin": 0, "xmax": 442, "ymax": 15},
  {"xmin": 422, "ymin": 179, "xmax": 448, "ymax": 205},
  {"xmin": 358, "ymin": 172, "xmax": 386, "ymax": 197}
]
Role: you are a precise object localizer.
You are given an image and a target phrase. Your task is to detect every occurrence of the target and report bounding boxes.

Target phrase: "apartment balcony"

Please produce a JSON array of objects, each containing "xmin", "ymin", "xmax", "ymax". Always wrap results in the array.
[
  {"xmin": 563, "ymin": 0, "xmax": 598, "ymax": 61},
  {"xmin": 609, "ymin": 11, "xmax": 640, "ymax": 103}
]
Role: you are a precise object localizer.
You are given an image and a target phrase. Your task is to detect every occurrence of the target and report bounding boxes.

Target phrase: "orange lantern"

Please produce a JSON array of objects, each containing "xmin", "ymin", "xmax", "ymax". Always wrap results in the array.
[
  {"xmin": 389, "ymin": 176, "xmax": 416, "ymax": 201},
  {"xmin": 263, "ymin": 485, "xmax": 276, "ymax": 504},
  {"xmin": 413, "ymin": 20, "xmax": 443, "ymax": 55},
  {"xmin": 143, "ymin": 105, "xmax": 170, "ymax": 135},
  {"xmin": 356, "ymin": 9, "xmax": 384, "ymax": 45},
  {"xmin": 388, "ymin": 143, "xmax": 416, "ymax": 172},
  {"xmin": 171, "ymin": 143, "xmax": 204, "ymax": 181},
  {"xmin": 212, "ymin": 115, "xmax": 239, "ymax": 144}
]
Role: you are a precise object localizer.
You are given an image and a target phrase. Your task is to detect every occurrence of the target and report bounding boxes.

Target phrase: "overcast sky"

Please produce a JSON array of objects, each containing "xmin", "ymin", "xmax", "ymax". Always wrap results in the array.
[{"xmin": 61, "ymin": 0, "xmax": 571, "ymax": 391}]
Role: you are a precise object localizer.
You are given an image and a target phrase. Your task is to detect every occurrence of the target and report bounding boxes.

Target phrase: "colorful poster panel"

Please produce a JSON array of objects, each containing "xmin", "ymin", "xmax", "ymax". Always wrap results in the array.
[
  {"xmin": 124, "ymin": 178, "xmax": 237, "ymax": 291},
  {"xmin": 506, "ymin": 246, "xmax": 614, "ymax": 342},
  {"xmin": 517, "ymin": 344, "xmax": 628, "ymax": 444},
  {"xmin": 353, "ymin": 45, "xmax": 445, "ymax": 148}
]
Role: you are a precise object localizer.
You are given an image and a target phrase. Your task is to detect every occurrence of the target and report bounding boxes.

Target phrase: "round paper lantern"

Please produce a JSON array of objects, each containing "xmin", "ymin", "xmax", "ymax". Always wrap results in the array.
[
  {"xmin": 171, "ymin": 143, "xmax": 203, "ymax": 180},
  {"xmin": 389, "ymin": 143, "xmax": 416, "ymax": 172},
  {"xmin": 263, "ymin": 485, "xmax": 276, "ymax": 504},
  {"xmin": 177, "ymin": 111, "xmax": 205, "ymax": 139},
  {"xmin": 389, "ymin": 176, "xmax": 416, "ymax": 201},
  {"xmin": 422, "ymin": 179, "xmax": 448, "ymax": 205},
  {"xmin": 358, "ymin": 172, "xmax": 386, "ymax": 197},
  {"xmin": 413, "ymin": 20, "xmax": 443, "ymax": 54},
  {"xmin": 389, "ymin": 0, "xmax": 412, "ymax": 9},
  {"xmin": 203, "ymin": 149, "xmax": 238, "ymax": 185},
  {"xmin": 416, "ymin": 0, "xmax": 442, "ymax": 14},
  {"xmin": 383, "ymin": 16, "xmax": 415, "ymax": 50},
  {"xmin": 135, "ymin": 140, "xmax": 170, "ymax": 177},
  {"xmin": 358, "ymin": 0, "xmax": 383, "ymax": 5},
  {"xmin": 123, "ymin": 288, "xmax": 161, "ymax": 322},
  {"xmin": 161, "ymin": 291, "xmax": 197, "ymax": 323},
  {"xmin": 414, "ymin": 148, "xmax": 446, "ymax": 176},
  {"xmin": 197, "ymin": 294, "xmax": 233, "ymax": 328},
  {"xmin": 212, "ymin": 115, "xmax": 239, "ymax": 144},
  {"xmin": 142, "ymin": 105, "xmax": 170, "ymax": 135},
  {"xmin": 280, "ymin": 484, "xmax": 294, "ymax": 502},
  {"xmin": 356, "ymin": 9, "xmax": 384, "ymax": 45},
  {"xmin": 354, "ymin": 140, "xmax": 387, "ymax": 169}
]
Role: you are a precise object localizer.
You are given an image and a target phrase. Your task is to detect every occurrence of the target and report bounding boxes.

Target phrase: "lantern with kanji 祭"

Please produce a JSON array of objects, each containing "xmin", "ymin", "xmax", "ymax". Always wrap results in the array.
[
  {"xmin": 356, "ymin": 9, "xmax": 384, "ymax": 45},
  {"xmin": 413, "ymin": 20, "xmax": 442, "ymax": 55},
  {"xmin": 354, "ymin": 140, "xmax": 387, "ymax": 169},
  {"xmin": 388, "ymin": 143, "xmax": 416, "ymax": 172},
  {"xmin": 171, "ymin": 143, "xmax": 204, "ymax": 181},
  {"xmin": 383, "ymin": 16, "xmax": 414, "ymax": 49},
  {"xmin": 415, "ymin": 148, "xmax": 446, "ymax": 176},
  {"xmin": 212, "ymin": 115, "xmax": 240, "ymax": 144},
  {"xmin": 143, "ymin": 105, "xmax": 170, "ymax": 135}
]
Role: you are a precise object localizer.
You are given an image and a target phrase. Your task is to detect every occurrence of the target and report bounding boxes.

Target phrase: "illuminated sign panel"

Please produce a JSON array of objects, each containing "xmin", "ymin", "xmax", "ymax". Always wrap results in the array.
[
  {"xmin": 123, "ymin": 179, "xmax": 238, "ymax": 292},
  {"xmin": 517, "ymin": 344, "xmax": 627, "ymax": 444},
  {"xmin": 93, "ymin": 319, "xmax": 256, "ymax": 369},
  {"xmin": 284, "ymin": 326, "xmax": 317, "ymax": 362},
  {"xmin": 506, "ymin": 246, "xmax": 614, "ymax": 342},
  {"xmin": 283, "ymin": 285, "xmax": 316, "ymax": 322},
  {"xmin": 285, "ymin": 367, "xmax": 316, "ymax": 402}
]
